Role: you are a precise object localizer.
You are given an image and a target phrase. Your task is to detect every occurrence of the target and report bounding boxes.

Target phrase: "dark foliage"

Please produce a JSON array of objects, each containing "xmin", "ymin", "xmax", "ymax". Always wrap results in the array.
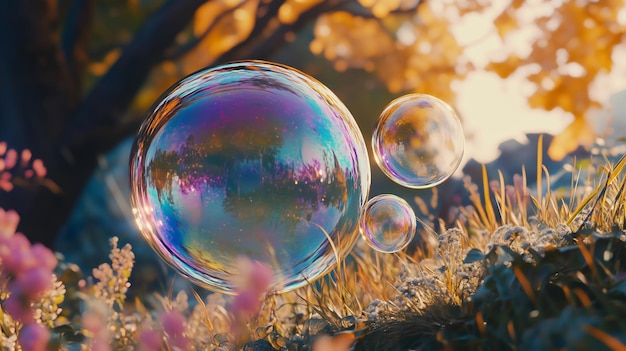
[{"xmin": 353, "ymin": 228, "xmax": 626, "ymax": 351}]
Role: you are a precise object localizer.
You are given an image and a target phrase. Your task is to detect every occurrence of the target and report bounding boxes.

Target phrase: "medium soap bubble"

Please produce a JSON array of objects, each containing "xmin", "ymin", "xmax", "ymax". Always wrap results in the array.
[
  {"xmin": 129, "ymin": 61, "xmax": 371, "ymax": 294},
  {"xmin": 360, "ymin": 194, "xmax": 416, "ymax": 253},
  {"xmin": 372, "ymin": 94, "xmax": 464, "ymax": 189}
]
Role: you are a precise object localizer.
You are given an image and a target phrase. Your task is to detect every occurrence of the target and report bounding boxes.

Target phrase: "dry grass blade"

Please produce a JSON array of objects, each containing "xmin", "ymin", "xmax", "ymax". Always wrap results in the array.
[
  {"xmin": 482, "ymin": 164, "xmax": 496, "ymax": 231},
  {"xmin": 537, "ymin": 134, "xmax": 544, "ymax": 215},
  {"xmin": 584, "ymin": 325, "xmax": 626, "ymax": 351},
  {"xmin": 192, "ymin": 288, "xmax": 215, "ymax": 334},
  {"xmin": 567, "ymin": 153, "xmax": 626, "ymax": 226},
  {"xmin": 513, "ymin": 266, "xmax": 536, "ymax": 304},
  {"xmin": 521, "ymin": 165, "xmax": 529, "ymax": 226},
  {"xmin": 532, "ymin": 136, "xmax": 561, "ymax": 225},
  {"xmin": 613, "ymin": 176, "xmax": 626, "ymax": 227},
  {"xmin": 542, "ymin": 165, "xmax": 562, "ymax": 226},
  {"xmin": 575, "ymin": 239, "xmax": 599, "ymax": 282},
  {"xmin": 311, "ymin": 222, "xmax": 346, "ymax": 315},
  {"xmin": 497, "ymin": 169, "xmax": 508, "ymax": 225},
  {"xmin": 465, "ymin": 175, "xmax": 490, "ymax": 231}
]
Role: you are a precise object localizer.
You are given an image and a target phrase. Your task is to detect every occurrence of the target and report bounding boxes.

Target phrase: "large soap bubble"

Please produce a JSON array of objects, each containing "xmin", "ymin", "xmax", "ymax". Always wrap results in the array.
[
  {"xmin": 129, "ymin": 61, "xmax": 370, "ymax": 294},
  {"xmin": 372, "ymin": 94, "xmax": 464, "ymax": 189},
  {"xmin": 360, "ymin": 194, "xmax": 416, "ymax": 253}
]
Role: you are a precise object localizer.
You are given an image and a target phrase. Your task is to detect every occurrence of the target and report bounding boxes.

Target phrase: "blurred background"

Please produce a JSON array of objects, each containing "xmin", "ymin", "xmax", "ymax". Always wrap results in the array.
[{"xmin": 1, "ymin": 0, "xmax": 625, "ymax": 289}]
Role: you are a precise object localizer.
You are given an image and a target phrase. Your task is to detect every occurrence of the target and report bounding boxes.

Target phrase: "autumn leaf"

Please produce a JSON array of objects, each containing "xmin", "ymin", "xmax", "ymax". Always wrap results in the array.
[
  {"xmin": 486, "ymin": 54, "xmax": 523, "ymax": 79},
  {"xmin": 279, "ymin": 0, "xmax": 324, "ymax": 24},
  {"xmin": 548, "ymin": 117, "xmax": 596, "ymax": 161},
  {"xmin": 493, "ymin": 7, "xmax": 518, "ymax": 38}
]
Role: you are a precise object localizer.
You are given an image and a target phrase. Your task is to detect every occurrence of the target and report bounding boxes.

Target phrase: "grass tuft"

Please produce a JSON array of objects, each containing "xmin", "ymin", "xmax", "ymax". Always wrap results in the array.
[{"xmin": 2, "ymin": 137, "xmax": 626, "ymax": 350}]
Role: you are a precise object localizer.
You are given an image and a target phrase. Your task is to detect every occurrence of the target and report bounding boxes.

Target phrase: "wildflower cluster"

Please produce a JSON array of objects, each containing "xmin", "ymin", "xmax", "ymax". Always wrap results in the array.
[
  {"xmin": 92, "ymin": 237, "xmax": 134, "ymax": 309},
  {"xmin": 231, "ymin": 257, "xmax": 273, "ymax": 324},
  {"xmin": 82, "ymin": 237, "xmax": 136, "ymax": 350},
  {"xmin": 0, "ymin": 143, "xmax": 47, "ymax": 192},
  {"xmin": 0, "ymin": 208, "xmax": 59, "ymax": 351}
]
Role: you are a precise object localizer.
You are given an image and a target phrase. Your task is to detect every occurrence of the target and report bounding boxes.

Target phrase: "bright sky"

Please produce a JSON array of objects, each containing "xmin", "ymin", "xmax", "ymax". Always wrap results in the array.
[{"xmin": 444, "ymin": 0, "xmax": 626, "ymax": 167}]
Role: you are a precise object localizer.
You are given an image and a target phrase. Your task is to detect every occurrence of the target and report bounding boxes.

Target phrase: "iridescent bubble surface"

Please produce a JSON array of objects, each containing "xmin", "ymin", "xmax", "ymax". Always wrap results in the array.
[
  {"xmin": 360, "ymin": 194, "xmax": 416, "ymax": 253},
  {"xmin": 129, "ymin": 61, "xmax": 371, "ymax": 294},
  {"xmin": 372, "ymin": 94, "xmax": 464, "ymax": 189}
]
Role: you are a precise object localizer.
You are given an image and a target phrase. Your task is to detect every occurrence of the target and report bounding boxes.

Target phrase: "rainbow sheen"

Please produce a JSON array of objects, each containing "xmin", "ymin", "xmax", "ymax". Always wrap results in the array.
[
  {"xmin": 372, "ymin": 94, "xmax": 464, "ymax": 189},
  {"xmin": 360, "ymin": 194, "xmax": 416, "ymax": 253},
  {"xmin": 129, "ymin": 61, "xmax": 370, "ymax": 294}
]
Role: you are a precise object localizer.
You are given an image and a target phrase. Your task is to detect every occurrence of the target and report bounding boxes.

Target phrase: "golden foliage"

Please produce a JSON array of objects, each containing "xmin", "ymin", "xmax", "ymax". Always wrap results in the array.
[
  {"xmin": 279, "ymin": 0, "xmax": 324, "ymax": 24},
  {"xmin": 88, "ymin": 48, "xmax": 121, "ymax": 76},
  {"xmin": 485, "ymin": 0, "xmax": 626, "ymax": 159},
  {"xmin": 190, "ymin": 0, "xmax": 259, "ymax": 69},
  {"xmin": 548, "ymin": 117, "xmax": 596, "ymax": 161},
  {"xmin": 92, "ymin": 0, "xmax": 626, "ymax": 158},
  {"xmin": 310, "ymin": 1, "xmax": 469, "ymax": 102},
  {"xmin": 307, "ymin": 0, "xmax": 625, "ymax": 158},
  {"xmin": 133, "ymin": 0, "xmax": 259, "ymax": 113}
]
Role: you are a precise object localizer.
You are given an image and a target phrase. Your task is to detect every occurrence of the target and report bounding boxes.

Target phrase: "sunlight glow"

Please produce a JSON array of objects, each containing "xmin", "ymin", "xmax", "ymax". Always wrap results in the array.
[{"xmin": 446, "ymin": 0, "xmax": 626, "ymax": 167}]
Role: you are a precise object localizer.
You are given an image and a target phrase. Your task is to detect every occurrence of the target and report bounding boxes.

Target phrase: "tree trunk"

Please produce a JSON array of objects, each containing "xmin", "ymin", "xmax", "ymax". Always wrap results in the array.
[
  {"xmin": 0, "ymin": 0, "xmax": 76, "ymax": 246},
  {"xmin": 1, "ymin": 0, "xmax": 208, "ymax": 247}
]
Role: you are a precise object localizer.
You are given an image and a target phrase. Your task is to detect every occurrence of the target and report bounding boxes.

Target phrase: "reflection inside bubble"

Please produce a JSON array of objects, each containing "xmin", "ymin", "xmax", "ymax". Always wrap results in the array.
[
  {"xmin": 130, "ymin": 61, "xmax": 370, "ymax": 294},
  {"xmin": 372, "ymin": 93, "xmax": 464, "ymax": 189},
  {"xmin": 360, "ymin": 194, "xmax": 416, "ymax": 253}
]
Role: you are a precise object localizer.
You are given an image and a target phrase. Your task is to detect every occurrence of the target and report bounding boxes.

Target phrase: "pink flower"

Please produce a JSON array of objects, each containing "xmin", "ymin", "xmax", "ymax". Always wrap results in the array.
[
  {"xmin": 489, "ymin": 180, "xmax": 501, "ymax": 195},
  {"xmin": 82, "ymin": 307, "xmax": 112, "ymax": 351},
  {"xmin": 139, "ymin": 328, "xmax": 163, "ymax": 351},
  {"xmin": 20, "ymin": 149, "xmax": 32, "ymax": 167},
  {"xmin": 0, "ymin": 206, "xmax": 57, "ymax": 332},
  {"xmin": 4, "ymin": 149, "xmax": 17, "ymax": 169},
  {"xmin": 91, "ymin": 340, "xmax": 112, "ymax": 351},
  {"xmin": 230, "ymin": 256, "xmax": 274, "ymax": 334},
  {"xmin": 0, "ymin": 233, "xmax": 35, "ymax": 274},
  {"xmin": 0, "ymin": 208, "xmax": 19, "ymax": 237},
  {"xmin": 0, "ymin": 173, "xmax": 13, "ymax": 191},
  {"xmin": 512, "ymin": 173, "xmax": 527, "ymax": 205},
  {"xmin": 14, "ymin": 267, "xmax": 53, "ymax": 298},
  {"xmin": 231, "ymin": 289, "xmax": 262, "ymax": 316},
  {"xmin": 30, "ymin": 243, "xmax": 57, "ymax": 271},
  {"xmin": 18, "ymin": 323, "xmax": 50, "ymax": 351},
  {"xmin": 248, "ymin": 262, "xmax": 273, "ymax": 292},
  {"xmin": 4, "ymin": 286, "xmax": 34, "ymax": 323},
  {"xmin": 0, "ymin": 145, "xmax": 48, "ymax": 192},
  {"xmin": 160, "ymin": 310, "xmax": 188, "ymax": 350},
  {"xmin": 232, "ymin": 256, "xmax": 273, "ymax": 293},
  {"xmin": 31, "ymin": 159, "xmax": 46, "ymax": 178}
]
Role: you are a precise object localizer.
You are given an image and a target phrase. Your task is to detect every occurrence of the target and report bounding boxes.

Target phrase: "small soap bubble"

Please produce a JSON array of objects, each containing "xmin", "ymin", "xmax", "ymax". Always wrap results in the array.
[
  {"xmin": 360, "ymin": 194, "xmax": 416, "ymax": 253},
  {"xmin": 372, "ymin": 94, "xmax": 464, "ymax": 189},
  {"xmin": 129, "ymin": 61, "xmax": 371, "ymax": 294}
]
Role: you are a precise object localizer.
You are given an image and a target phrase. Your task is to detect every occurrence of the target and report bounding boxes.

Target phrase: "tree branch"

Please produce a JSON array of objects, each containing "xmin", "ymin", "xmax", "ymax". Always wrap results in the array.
[
  {"xmin": 61, "ymin": 0, "xmax": 209, "ymax": 159},
  {"xmin": 61, "ymin": 0, "xmax": 95, "ymax": 87},
  {"xmin": 226, "ymin": 0, "xmax": 426, "ymax": 72},
  {"xmin": 218, "ymin": 0, "xmax": 348, "ymax": 63},
  {"xmin": 163, "ymin": 0, "xmax": 247, "ymax": 61},
  {"xmin": 12, "ymin": 0, "xmax": 207, "ymax": 247},
  {"xmin": 0, "ymin": 0, "xmax": 76, "ymax": 153},
  {"xmin": 0, "ymin": 0, "xmax": 77, "ymax": 246},
  {"xmin": 212, "ymin": 0, "xmax": 288, "ymax": 64}
]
